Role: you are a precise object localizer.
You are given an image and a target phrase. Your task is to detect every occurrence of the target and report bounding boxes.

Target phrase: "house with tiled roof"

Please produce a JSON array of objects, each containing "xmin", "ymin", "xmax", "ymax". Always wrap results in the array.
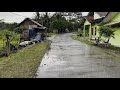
[{"xmin": 83, "ymin": 12, "xmax": 108, "ymax": 39}]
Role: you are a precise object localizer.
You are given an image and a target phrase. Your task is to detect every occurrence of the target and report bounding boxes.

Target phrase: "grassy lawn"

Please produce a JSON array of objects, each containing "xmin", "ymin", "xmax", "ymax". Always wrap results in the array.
[
  {"xmin": 0, "ymin": 41, "xmax": 49, "ymax": 78},
  {"xmin": 72, "ymin": 31, "xmax": 79, "ymax": 34},
  {"xmin": 108, "ymin": 45, "xmax": 120, "ymax": 52},
  {"xmin": 71, "ymin": 35, "xmax": 94, "ymax": 45},
  {"xmin": 71, "ymin": 35, "xmax": 120, "ymax": 54}
]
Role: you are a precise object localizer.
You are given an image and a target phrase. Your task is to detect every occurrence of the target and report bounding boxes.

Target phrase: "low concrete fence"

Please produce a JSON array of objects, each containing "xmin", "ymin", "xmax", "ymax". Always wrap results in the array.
[{"xmin": 95, "ymin": 43, "xmax": 111, "ymax": 48}]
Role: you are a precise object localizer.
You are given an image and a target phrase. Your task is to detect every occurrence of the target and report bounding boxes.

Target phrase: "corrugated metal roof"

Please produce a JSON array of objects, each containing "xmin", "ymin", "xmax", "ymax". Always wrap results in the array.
[{"xmin": 18, "ymin": 18, "xmax": 45, "ymax": 28}]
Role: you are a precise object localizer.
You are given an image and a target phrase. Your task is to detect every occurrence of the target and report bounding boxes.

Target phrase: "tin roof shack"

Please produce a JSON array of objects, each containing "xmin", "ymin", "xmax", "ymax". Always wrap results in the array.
[{"xmin": 17, "ymin": 18, "xmax": 46, "ymax": 41}]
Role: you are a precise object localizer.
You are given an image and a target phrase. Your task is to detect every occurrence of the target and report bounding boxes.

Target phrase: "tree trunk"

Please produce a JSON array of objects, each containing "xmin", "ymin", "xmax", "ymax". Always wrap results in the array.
[{"xmin": 107, "ymin": 38, "xmax": 110, "ymax": 43}]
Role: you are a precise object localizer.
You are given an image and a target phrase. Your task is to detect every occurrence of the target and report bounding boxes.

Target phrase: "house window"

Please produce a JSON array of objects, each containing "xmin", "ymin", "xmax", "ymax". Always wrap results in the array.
[
  {"xmin": 85, "ymin": 25, "xmax": 90, "ymax": 36},
  {"xmin": 91, "ymin": 28, "xmax": 94, "ymax": 35},
  {"xmin": 95, "ymin": 27, "xmax": 97, "ymax": 35},
  {"xmin": 29, "ymin": 25, "xmax": 37, "ymax": 29}
]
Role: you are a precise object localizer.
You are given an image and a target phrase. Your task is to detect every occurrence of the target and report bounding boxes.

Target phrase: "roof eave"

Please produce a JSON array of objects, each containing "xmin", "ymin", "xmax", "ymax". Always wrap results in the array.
[{"xmin": 99, "ymin": 12, "xmax": 118, "ymax": 25}]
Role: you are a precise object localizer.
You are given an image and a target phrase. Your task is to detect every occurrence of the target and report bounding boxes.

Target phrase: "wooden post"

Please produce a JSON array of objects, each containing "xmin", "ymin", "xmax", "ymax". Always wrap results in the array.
[
  {"xmin": 6, "ymin": 34, "xmax": 10, "ymax": 56},
  {"xmin": 89, "ymin": 24, "xmax": 91, "ymax": 39},
  {"xmin": 3, "ymin": 39, "xmax": 4, "ymax": 49},
  {"xmin": 83, "ymin": 25, "xmax": 85, "ymax": 38}
]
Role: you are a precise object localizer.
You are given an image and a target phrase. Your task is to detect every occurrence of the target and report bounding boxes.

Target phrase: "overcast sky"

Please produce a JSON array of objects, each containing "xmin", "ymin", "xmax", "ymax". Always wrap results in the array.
[{"xmin": 0, "ymin": 12, "xmax": 88, "ymax": 23}]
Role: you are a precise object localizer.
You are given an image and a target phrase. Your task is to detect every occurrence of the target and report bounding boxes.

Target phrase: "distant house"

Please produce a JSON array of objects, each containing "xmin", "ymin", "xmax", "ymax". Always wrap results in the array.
[
  {"xmin": 83, "ymin": 12, "xmax": 94, "ymax": 38},
  {"xmin": 17, "ymin": 18, "xmax": 46, "ymax": 41},
  {"xmin": 100, "ymin": 12, "xmax": 120, "ymax": 47},
  {"xmin": 83, "ymin": 12, "xmax": 108, "ymax": 39}
]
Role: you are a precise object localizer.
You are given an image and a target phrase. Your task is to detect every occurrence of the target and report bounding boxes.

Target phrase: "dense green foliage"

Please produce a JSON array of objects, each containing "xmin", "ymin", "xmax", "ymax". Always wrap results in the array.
[
  {"xmin": 33, "ymin": 12, "xmax": 83, "ymax": 33},
  {"xmin": 0, "ymin": 20, "xmax": 20, "ymax": 54},
  {"xmin": 0, "ymin": 29, "xmax": 20, "ymax": 54},
  {"xmin": 99, "ymin": 26, "xmax": 115, "ymax": 43}
]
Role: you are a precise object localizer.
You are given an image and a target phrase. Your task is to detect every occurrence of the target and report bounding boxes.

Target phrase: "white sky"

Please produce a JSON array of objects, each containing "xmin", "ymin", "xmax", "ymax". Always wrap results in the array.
[{"xmin": 0, "ymin": 12, "xmax": 88, "ymax": 23}]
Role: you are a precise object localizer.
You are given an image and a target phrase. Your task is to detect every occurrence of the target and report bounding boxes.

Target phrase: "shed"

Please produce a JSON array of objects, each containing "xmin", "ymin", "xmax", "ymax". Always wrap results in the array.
[{"xmin": 17, "ymin": 18, "xmax": 46, "ymax": 41}]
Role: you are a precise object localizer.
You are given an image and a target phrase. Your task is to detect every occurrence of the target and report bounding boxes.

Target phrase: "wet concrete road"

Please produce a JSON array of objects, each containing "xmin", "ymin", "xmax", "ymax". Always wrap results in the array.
[{"xmin": 36, "ymin": 33, "xmax": 120, "ymax": 78}]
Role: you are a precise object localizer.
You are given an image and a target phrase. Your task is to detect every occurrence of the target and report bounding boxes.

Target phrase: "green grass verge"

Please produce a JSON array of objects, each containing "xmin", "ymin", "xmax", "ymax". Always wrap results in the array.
[
  {"xmin": 0, "ymin": 41, "xmax": 49, "ymax": 78},
  {"xmin": 71, "ymin": 35, "xmax": 94, "ymax": 45},
  {"xmin": 72, "ymin": 31, "xmax": 79, "ymax": 34},
  {"xmin": 108, "ymin": 45, "xmax": 120, "ymax": 52},
  {"xmin": 46, "ymin": 33, "xmax": 57, "ymax": 37},
  {"xmin": 71, "ymin": 35, "xmax": 120, "ymax": 53}
]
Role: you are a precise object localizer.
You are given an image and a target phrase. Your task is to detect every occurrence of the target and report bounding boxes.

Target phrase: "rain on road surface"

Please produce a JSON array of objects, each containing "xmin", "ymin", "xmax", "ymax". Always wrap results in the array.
[{"xmin": 36, "ymin": 33, "xmax": 120, "ymax": 78}]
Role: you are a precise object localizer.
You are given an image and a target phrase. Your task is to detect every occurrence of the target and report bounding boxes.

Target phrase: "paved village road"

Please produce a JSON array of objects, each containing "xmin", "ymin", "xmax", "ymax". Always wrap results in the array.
[{"xmin": 36, "ymin": 33, "xmax": 120, "ymax": 78}]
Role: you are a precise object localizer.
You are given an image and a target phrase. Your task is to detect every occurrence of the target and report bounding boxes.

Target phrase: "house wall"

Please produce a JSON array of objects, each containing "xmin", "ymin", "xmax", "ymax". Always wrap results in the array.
[
  {"xmin": 19, "ymin": 20, "xmax": 40, "ymax": 41},
  {"xmin": 109, "ymin": 28, "xmax": 120, "ymax": 47},
  {"xmin": 84, "ymin": 20, "xmax": 91, "ymax": 25},
  {"xmin": 20, "ymin": 20, "xmax": 37, "ymax": 30},
  {"xmin": 21, "ymin": 30, "xmax": 29, "ymax": 40},
  {"xmin": 91, "ymin": 24, "xmax": 100, "ymax": 39},
  {"xmin": 84, "ymin": 20, "xmax": 91, "ymax": 38}
]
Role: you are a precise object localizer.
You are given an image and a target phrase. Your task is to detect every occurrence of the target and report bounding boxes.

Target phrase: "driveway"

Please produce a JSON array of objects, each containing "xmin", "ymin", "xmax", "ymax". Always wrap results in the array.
[{"xmin": 36, "ymin": 33, "xmax": 120, "ymax": 78}]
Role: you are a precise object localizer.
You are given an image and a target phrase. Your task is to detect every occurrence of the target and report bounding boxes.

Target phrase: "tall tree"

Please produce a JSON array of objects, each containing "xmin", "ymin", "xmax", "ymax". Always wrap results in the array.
[
  {"xmin": 34, "ymin": 12, "xmax": 40, "ymax": 22},
  {"xmin": 60, "ymin": 12, "xmax": 82, "ymax": 31},
  {"xmin": 42, "ymin": 12, "xmax": 50, "ymax": 27},
  {"xmin": 34, "ymin": 12, "xmax": 44, "ymax": 25},
  {"xmin": 33, "ymin": 12, "xmax": 83, "ymax": 33},
  {"xmin": 34, "ymin": 12, "xmax": 50, "ymax": 28},
  {"xmin": 0, "ymin": 19, "xmax": 18, "ymax": 31},
  {"xmin": 49, "ymin": 12, "xmax": 68, "ymax": 33}
]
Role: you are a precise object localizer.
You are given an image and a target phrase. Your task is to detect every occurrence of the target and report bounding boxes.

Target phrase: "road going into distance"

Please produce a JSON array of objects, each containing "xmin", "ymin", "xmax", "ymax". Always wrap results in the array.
[{"xmin": 36, "ymin": 33, "xmax": 120, "ymax": 78}]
